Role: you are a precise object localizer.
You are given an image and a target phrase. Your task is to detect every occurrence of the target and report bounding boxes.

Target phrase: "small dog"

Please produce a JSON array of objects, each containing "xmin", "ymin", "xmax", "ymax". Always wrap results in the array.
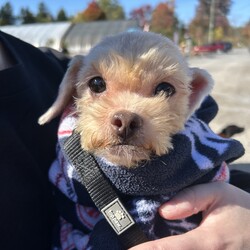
[
  {"xmin": 38, "ymin": 31, "xmax": 243, "ymax": 249},
  {"xmin": 39, "ymin": 31, "xmax": 212, "ymax": 167}
]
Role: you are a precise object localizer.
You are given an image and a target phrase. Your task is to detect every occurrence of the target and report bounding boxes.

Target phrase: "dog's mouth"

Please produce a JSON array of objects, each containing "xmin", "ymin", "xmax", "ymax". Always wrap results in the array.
[
  {"xmin": 98, "ymin": 143, "xmax": 151, "ymax": 167},
  {"xmin": 109, "ymin": 144, "xmax": 139, "ymax": 153}
]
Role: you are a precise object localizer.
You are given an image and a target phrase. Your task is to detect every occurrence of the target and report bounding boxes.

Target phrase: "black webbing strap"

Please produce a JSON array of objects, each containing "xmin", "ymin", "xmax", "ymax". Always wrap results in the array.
[{"xmin": 63, "ymin": 132, "xmax": 148, "ymax": 249}]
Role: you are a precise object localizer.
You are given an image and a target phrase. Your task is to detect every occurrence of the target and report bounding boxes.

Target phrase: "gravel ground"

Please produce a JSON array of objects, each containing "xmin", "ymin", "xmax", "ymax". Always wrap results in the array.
[{"xmin": 188, "ymin": 48, "xmax": 250, "ymax": 172}]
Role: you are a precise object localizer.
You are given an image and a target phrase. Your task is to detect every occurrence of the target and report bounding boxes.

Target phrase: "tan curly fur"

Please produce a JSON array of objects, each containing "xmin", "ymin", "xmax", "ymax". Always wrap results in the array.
[{"xmin": 39, "ymin": 31, "xmax": 213, "ymax": 168}]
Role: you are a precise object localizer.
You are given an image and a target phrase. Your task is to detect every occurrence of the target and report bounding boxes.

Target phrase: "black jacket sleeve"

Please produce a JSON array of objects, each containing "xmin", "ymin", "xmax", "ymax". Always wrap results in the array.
[{"xmin": 0, "ymin": 31, "xmax": 70, "ymax": 250}]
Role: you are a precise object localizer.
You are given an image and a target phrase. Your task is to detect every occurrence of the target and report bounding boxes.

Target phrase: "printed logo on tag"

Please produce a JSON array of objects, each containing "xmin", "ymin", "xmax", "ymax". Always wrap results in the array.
[{"xmin": 101, "ymin": 198, "xmax": 135, "ymax": 235}]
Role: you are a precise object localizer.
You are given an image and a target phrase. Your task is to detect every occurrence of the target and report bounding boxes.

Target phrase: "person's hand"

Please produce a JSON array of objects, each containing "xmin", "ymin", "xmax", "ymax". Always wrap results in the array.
[{"xmin": 129, "ymin": 182, "xmax": 250, "ymax": 250}]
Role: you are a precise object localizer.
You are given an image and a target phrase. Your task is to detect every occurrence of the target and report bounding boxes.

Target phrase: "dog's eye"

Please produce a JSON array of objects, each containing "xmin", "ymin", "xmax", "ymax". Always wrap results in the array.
[
  {"xmin": 154, "ymin": 82, "xmax": 175, "ymax": 97},
  {"xmin": 88, "ymin": 77, "xmax": 106, "ymax": 93}
]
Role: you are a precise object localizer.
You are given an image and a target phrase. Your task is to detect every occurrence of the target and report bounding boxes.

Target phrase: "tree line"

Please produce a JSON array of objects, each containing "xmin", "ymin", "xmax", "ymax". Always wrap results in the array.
[
  {"xmin": 0, "ymin": 0, "xmax": 249, "ymax": 46},
  {"xmin": 0, "ymin": 2, "xmax": 70, "ymax": 25},
  {"xmin": 0, "ymin": 1, "xmax": 126, "ymax": 25}
]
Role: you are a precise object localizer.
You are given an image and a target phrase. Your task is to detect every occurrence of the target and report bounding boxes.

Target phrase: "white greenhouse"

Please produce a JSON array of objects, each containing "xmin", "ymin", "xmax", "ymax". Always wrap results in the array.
[
  {"xmin": 0, "ymin": 20, "xmax": 140, "ymax": 55},
  {"xmin": 0, "ymin": 22, "xmax": 72, "ymax": 51}
]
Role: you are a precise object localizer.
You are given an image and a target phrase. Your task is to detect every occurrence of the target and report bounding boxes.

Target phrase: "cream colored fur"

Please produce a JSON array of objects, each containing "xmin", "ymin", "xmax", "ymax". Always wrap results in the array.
[{"xmin": 39, "ymin": 31, "xmax": 214, "ymax": 167}]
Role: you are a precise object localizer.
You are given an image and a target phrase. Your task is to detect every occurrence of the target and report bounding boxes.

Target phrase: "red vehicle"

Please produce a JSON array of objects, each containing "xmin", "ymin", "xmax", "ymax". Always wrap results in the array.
[{"xmin": 193, "ymin": 42, "xmax": 232, "ymax": 55}]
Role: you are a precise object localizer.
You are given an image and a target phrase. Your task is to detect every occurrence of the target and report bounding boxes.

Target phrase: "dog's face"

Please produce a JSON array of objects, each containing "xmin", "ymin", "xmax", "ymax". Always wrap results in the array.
[{"xmin": 39, "ymin": 31, "xmax": 213, "ymax": 168}]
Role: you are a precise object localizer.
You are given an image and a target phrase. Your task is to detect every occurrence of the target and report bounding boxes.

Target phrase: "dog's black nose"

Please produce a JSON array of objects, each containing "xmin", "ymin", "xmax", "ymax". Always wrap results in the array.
[{"xmin": 111, "ymin": 110, "xmax": 143, "ymax": 141}]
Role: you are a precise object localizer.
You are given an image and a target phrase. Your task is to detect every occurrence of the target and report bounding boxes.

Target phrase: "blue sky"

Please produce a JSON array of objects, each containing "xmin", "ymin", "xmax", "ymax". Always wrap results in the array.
[{"xmin": 1, "ymin": 0, "xmax": 250, "ymax": 26}]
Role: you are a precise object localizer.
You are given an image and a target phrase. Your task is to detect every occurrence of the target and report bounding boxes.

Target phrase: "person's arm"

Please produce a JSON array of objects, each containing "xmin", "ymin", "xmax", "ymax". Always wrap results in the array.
[
  {"xmin": 0, "ymin": 31, "xmax": 69, "ymax": 250},
  {"xmin": 130, "ymin": 182, "xmax": 250, "ymax": 250}
]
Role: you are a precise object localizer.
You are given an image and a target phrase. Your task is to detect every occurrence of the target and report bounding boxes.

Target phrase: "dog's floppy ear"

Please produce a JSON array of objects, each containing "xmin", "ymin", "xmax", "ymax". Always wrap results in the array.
[
  {"xmin": 187, "ymin": 67, "xmax": 214, "ymax": 117},
  {"xmin": 38, "ymin": 55, "xmax": 84, "ymax": 125}
]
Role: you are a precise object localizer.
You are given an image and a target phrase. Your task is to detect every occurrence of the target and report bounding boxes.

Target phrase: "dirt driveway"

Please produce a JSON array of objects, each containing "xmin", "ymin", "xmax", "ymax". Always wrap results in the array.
[{"xmin": 188, "ymin": 48, "xmax": 250, "ymax": 172}]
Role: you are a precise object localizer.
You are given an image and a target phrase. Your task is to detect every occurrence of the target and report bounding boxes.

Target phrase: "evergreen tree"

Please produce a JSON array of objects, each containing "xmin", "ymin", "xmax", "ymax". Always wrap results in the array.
[
  {"xmin": 56, "ymin": 8, "xmax": 68, "ymax": 21},
  {"xmin": 0, "ymin": 2, "xmax": 15, "ymax": 25},
  {"xmin": 20, "ymin": 7, "xmax": 36, "ymax": 24},
  {"xmin": 36, "ymin": 2, "xmax": 53, "ymax": 23}
]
